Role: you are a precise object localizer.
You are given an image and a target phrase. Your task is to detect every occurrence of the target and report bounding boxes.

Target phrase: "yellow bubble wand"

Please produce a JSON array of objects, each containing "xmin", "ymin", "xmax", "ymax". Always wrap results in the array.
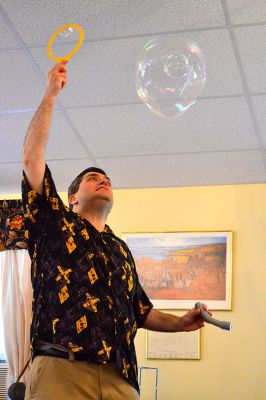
[{"xmin": 47, "ymin": 24, "xmax": 84, "ymax": 62}]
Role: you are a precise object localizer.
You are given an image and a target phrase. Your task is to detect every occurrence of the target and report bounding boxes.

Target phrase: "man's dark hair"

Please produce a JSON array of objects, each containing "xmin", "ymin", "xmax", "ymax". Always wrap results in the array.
[{"xmin": 68, "ymin": 167, "xmax": 107, "ymax": 210}]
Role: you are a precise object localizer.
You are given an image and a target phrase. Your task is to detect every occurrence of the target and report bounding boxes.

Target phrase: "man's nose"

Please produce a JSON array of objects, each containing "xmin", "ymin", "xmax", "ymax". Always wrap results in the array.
[{"xmin": 100, "ymin": 178, "xmax": 108, "ymax": 186}]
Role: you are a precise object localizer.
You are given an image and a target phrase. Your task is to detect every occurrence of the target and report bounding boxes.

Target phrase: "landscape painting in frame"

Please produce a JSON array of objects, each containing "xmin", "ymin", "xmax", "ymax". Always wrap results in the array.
[{"xmin": 123, "ymin": 232, "xmax": 232, "ymax": 310}]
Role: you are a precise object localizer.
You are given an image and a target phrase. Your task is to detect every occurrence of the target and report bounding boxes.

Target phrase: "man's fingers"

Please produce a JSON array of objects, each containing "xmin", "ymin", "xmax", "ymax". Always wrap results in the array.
[
  {"xmin": 202, "ymin": 303, "xmax": 212, "ymax": 317},
  {"xmin": 61, "ymin": 79, "xmax": 67, "ymax": 89},
  {"xmin": 49, "ymin": 61, "xmax": 68, "ymax": 75},
  {"xmin": 48, "ymin": 69, "xmax": 67, "ymax": 82},
  {"xmin": 194, "ymin": 307, "xmax": 201, "ymax": 313},
  {"xmin": 190, "ymin": 307, "xmax": 201, "ymax": 317},
  {"xmin": 57, "ymin": 60, "xmax": 68, "ymax": 71},
  {"xmin": 57, "ymin": 60, "xmax": 68, "ymax": 68},
  {"xmin": 58, "ymin": 73, "xmax": 67, "ymax": 79},
  {"xmin": 58, "ymin": 64, "xmax": 68, "ymax": 73}
]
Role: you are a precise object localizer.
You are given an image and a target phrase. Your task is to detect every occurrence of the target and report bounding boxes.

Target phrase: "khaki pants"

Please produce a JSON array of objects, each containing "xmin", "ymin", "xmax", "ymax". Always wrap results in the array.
[{"xmin": 25, "ymin": 356, "xmax": 140, "ymax": 400}]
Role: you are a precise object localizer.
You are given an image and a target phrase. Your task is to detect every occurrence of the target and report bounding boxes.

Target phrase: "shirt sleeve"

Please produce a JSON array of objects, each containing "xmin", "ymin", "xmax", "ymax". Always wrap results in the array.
[
  {"xmin": 121, "ymin": 243, "xmax": 153, "ymax": 328},
  {"xmin": 21, "ymin": 164, "xmax": 66, "ymax": 246},
  {"xmin": 133, "ymin": 275, "xmax": 153, "ymax": 328}
]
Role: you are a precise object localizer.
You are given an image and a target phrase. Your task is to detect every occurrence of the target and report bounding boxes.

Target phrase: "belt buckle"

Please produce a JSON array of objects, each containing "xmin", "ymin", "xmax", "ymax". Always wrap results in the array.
[
  {"xmin": 55, "ymin": 348, "xmax": 75, "ymax": 362},
  {"xmin": 68, "ymin": 351, "xmax": 75, "ymax": 362}
]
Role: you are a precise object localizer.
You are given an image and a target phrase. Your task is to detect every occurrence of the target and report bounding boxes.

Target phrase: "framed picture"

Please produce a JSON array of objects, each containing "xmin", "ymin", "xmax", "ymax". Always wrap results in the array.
[
  {"xmin": 123, "ymin": 231, "xmax": 232, "ymax": 310},
  {"xmin": 146, "ymin": 329, "xmax": 200, "ymax": 360}
]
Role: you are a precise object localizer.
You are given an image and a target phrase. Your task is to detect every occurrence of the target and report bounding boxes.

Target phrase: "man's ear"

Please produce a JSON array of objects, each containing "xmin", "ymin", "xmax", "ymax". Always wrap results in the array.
[{"xmin": 69, "ymin": 193, "xmax": 78, "ymax": 206}]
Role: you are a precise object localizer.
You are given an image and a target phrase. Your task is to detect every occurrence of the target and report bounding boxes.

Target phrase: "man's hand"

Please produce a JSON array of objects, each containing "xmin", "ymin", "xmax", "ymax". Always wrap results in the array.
[
  {"xmin": 143, "ymin": 305, "xmax": 212, "ymax": 332},
  {"xmin": 44, "ymin": 60, "xmax": 68, "ymax": 100},
  {"xmin": 180, "ymin": 304, "xmax": 212, "ymax": 332}
]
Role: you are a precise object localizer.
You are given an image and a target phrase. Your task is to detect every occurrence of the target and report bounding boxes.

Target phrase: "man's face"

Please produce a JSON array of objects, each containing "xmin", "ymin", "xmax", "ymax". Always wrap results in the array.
[{"xmin": 70, "ymin": 172, "xmax": 113, "ymax": 210}]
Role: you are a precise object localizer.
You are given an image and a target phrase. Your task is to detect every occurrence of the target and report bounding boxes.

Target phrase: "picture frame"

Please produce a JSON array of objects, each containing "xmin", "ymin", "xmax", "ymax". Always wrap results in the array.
[
  {"xmin": 146, "ymin": 328, "xmax": 200, "ymax": 360},
  {"xmin": 123, "ymin": 231, "xmax": 232, "ymax": 310}
]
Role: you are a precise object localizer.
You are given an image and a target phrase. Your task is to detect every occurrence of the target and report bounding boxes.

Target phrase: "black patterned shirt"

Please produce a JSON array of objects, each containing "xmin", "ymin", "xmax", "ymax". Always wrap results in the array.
[{"xmin": 21, "ymin": 164, "xmax": 153, "ymax": 393}]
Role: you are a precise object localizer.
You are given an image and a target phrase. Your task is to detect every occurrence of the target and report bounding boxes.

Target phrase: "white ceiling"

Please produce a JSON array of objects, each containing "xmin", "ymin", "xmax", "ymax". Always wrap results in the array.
[{"xmin": 0, "ymin": 0, "xmax": 266, "ymax": 194}]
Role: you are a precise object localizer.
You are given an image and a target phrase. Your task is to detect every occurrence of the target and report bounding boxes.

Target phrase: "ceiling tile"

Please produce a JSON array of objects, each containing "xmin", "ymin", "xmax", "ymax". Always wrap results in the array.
[
  {"xmin": 0, "ymin": 10, "xmax": 20, "ymax": 49},
  {"xmin": 0, "ymin": 111, "xmax": 88, "ymax": 163},
  {"xmin": 227, "ymin": 0, "xmax": 266, "ymax": 25},
  {"xmin": 97, "ymin": 151, "xmax": 266, "ymax": 188},
  {"xmin": 85, "ymin": 0, "xmax": 226, "ymax": 37},
  {"xmin": 235, "ymin": 25, "xmax": 266, "ymax": 93},
  {"xmin": 251, "ymin": 95, "xmax": 266, "ymax": 148},
  {"xmin": 1, "ymin": 0, "xmax": 225, "ymax": 46},
  {"xmin": 0, "ymin": 49, "xmax": 44, "ymax": 111},
  {"xmin": 66, "ymin": 97, "xmax": 258, "ymax": 158}
]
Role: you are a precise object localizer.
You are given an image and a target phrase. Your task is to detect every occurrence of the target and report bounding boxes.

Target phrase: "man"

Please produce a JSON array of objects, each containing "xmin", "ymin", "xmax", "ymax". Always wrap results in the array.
[{"xmin": 22, "ymin": 61, "xmax": 210, "ymax": 400}]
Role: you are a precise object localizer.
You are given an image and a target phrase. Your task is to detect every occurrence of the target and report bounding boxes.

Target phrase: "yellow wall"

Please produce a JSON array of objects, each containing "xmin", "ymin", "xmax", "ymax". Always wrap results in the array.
[
  {"xmin": 108, "ymin": 183, "xmax": 266, "ymax": 400},
  {"xmin": 1, "ymin": 183, "xmax": 266, "ymax": 399}
]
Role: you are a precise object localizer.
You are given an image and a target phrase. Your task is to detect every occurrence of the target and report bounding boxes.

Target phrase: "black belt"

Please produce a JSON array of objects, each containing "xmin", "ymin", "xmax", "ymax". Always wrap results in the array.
[
  {"xmin": 34, "ymin": 348, "xmax": 91, "ymax": 361},
  {"xmin": 34, "ymin": 348, "xmax": 116, "ymax": 362}
]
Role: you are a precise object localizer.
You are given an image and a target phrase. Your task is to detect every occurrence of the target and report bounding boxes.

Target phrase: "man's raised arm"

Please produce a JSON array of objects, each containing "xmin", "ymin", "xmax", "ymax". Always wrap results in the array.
[{"xmin": 22, "ymin": 61, "xmax": 68, "ymax": 194}]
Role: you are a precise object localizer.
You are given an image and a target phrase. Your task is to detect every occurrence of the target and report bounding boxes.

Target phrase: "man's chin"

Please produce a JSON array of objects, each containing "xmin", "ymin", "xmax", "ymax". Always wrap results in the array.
[
  {"xmin": 95, "ymin": 192, "xmax": 112, "ymax": 200},
  {"xmin": 94, "ymin": 193, "xmax": 113, "ymax": 208}
]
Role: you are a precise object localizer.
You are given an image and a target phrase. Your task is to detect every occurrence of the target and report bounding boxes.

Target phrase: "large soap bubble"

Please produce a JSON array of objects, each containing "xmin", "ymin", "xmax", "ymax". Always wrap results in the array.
[{"xmin": 136, "ymin": 36, "xmax": 206, "ymax": 118}]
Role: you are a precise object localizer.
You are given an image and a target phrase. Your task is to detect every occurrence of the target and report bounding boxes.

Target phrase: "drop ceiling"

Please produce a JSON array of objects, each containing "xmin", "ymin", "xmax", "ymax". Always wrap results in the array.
[{"xmin": 0, "ymin": 0, "xmax": 266, "ymax": 194}]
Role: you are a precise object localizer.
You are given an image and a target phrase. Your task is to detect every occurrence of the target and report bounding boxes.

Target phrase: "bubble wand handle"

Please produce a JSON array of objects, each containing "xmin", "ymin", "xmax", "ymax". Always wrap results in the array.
[{"xmin": 195, "ymin": 302, "xmax": 232, "ymax": 331}]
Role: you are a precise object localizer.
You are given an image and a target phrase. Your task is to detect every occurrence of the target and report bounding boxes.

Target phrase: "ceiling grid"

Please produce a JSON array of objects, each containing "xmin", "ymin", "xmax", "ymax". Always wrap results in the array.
[{"xmin": 0, "ymin": 0, "xmax": 265, "ymax": 193}]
